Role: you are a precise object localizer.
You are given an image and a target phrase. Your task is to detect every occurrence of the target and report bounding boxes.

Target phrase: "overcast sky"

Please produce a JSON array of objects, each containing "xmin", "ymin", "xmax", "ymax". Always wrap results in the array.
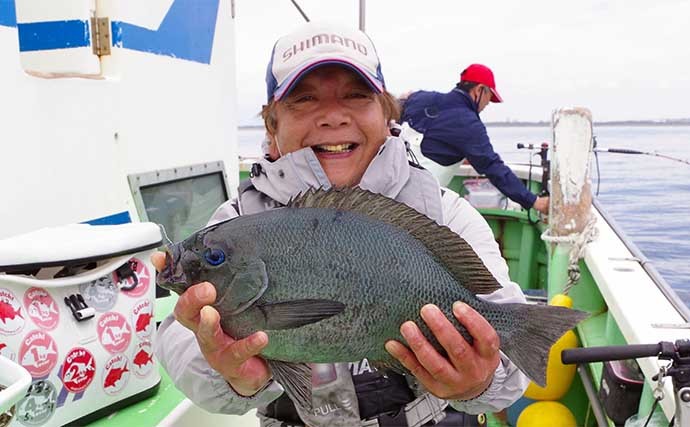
[{"xmin": 233, "ymin": 0, "xmax": 690, "ymax": 124}]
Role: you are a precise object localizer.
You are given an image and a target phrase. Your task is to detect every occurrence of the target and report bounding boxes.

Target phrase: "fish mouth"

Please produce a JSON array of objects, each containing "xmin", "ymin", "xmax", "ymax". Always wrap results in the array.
[
  {"xmin": 156, "ymin": 245, "xmax": 188, "ymax": 295},
  {"xmin": 312, "ymin": 143, "xmax": 358, "ymax": 154}
]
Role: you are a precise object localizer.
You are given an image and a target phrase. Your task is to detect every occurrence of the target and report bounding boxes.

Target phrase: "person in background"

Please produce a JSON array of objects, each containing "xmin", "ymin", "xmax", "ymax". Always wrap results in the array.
[
  {"xmin": 154, "ymin": 23, "xmax": 529, "ymax": 427},
  {"xmin": 400, "ymin": 64, "xmax": 549, "ymax": 214}
]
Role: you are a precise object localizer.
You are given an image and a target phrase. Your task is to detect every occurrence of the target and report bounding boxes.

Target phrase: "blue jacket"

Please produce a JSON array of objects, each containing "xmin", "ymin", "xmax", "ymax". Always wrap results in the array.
[{"xmin": 401, "ymin": 88, "xmax": 537, "ymax": 209}]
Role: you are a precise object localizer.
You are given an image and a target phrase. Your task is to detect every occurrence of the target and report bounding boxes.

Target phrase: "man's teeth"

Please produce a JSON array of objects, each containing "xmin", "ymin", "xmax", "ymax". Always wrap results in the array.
[{"xmin": 315, "ymin": 144, "xmax": 354, "ymax": 153}]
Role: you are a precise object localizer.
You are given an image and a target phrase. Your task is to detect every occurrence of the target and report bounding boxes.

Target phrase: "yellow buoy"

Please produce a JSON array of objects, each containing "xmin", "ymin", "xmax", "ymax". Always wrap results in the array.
[
  {"xmin": 516, "ymin": 401, "xmax": 577, "ymax": 427},
  {"xmin": 523, "ymin": 294, "xmax": 579, "ymax": 401}
]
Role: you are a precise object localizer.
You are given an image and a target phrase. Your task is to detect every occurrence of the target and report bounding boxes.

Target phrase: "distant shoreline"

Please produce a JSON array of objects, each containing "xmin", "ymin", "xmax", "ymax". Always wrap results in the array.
[{"xmin": 240, "ymin": 120, "xmax": 690, "ymax": 130}]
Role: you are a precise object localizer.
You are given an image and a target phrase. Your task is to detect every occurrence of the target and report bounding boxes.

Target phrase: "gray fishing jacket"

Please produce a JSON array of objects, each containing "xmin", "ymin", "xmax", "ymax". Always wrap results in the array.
[{"xmin": 155, "ymin": 136, "xmax": 529, "ymax": 425}]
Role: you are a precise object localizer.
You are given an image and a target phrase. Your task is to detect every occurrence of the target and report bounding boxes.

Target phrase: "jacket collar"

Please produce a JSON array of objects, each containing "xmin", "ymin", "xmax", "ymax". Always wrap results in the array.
[
  {"xmin": 451, "ymin": 87, "xmax": 479, "ymax": 113},
  {"xmin": 250, "ymin": 136, "xmax": 410, "ymax": 206}
]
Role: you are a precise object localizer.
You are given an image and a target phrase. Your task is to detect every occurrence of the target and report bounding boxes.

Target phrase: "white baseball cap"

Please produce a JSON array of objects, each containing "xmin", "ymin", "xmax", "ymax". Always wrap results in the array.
[{"xmin": 265, "ymin": 22, "xmax": 386, "ymax": 101}]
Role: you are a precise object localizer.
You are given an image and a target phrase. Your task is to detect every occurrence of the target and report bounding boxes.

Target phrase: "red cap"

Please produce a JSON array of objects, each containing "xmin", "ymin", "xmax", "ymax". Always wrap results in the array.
[{"xmin": 460, "ymin": 64, "xmax": 503, "ymax": 103}]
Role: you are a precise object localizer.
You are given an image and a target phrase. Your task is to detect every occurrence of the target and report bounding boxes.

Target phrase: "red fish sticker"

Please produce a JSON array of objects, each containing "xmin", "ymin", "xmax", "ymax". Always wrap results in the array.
[
  {"xmin": 0, "ymin": 341, "xmax": 17, "ymax": 362},
  {"xmin": 0, "ymin": 287, "xmax": 25, "ymax": 335},
  {"xmin": 102, "ymin": 353, "xmax": 130, "ymax": 395},
  {"xmin": 131, "ymin": 341, "xmax": 154, "ymax": 378},
  {"xmin": 97, "ymin": 312, "xmax": 132, "ymax": 354},
  {"xmin": 61, "ymin": 347, "xmax": 96, "ymax": 393},
  {"xmin": 19, "ymin": 330, "xmax": 59, "ymax": 378},
  {"xmin": 131, "ymin": 299, "xmax": 154, "ymax": 339},
  {"xmin": 24, "ymin": 287, "xmax": 60, "ymax": 331},
  {"xmin": 114, "ymin": 257, "xmax": 151, "ymax": 298}
]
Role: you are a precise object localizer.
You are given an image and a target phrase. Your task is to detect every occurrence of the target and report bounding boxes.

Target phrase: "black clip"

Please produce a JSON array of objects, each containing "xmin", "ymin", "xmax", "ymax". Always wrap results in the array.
[
  {"xmin": 250, "ymin": 163, "xmax": 264, "ymax": 178},
  {"xmin": 64, "ymin": 294, "xmax": 95, "ymax": 321},
  {"xmin": 115, "ymin": 259, "xmax": 139, "ymax": 291}
]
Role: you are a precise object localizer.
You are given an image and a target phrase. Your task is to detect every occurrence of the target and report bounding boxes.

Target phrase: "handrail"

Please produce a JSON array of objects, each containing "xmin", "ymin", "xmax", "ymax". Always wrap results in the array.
[{"xmin": 593, "ymin": 198, "xmax": 690, "ymax": 322}]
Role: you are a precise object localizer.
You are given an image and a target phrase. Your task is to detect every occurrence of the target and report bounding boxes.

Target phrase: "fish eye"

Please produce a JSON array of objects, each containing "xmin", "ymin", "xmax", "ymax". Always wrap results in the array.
[{"xmin": 203, "ymin": 248, "xmax": 226, "ymax": 266}]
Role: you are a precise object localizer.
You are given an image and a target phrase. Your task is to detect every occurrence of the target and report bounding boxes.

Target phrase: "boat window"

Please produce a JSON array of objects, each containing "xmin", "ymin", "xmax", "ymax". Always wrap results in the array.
[{"xmin": 128, "ymin": 162, "xmax": 229, "ymax": 243}]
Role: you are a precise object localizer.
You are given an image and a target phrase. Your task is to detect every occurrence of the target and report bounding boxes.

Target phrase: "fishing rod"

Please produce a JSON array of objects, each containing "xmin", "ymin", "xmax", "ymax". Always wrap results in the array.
[{"xmin": 593, "ymin": 147, "xmax": 690, "ymax": 166}]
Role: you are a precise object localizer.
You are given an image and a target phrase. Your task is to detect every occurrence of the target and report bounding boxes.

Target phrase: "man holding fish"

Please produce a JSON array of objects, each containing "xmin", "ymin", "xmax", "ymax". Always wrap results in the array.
[{"xmin": 153, "ymin": 22, "xmax": 585, "ymax": 427}]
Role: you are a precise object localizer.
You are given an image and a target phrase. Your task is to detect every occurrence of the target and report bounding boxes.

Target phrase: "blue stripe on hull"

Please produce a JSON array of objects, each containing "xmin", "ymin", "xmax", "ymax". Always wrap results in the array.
[
  {"xmin": 17, "ymin": 19, "xmax": 89, "ymax": 51},
  {"xmin": 83, "ymin": 211, "xmax": 132, "ymax": 226}
]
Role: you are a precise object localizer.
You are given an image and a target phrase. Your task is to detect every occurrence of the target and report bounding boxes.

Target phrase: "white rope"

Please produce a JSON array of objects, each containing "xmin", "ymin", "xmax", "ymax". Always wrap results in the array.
[{"xmin": 541, "ymin": 213, "xmax": 599, "ymax": 295}]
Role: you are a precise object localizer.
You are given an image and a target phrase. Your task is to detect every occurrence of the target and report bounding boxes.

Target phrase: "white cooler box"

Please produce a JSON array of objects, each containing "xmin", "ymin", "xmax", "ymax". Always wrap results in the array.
[{"xmin": 0, "ymin": 223, "xmax": 162, "ymax": 427}]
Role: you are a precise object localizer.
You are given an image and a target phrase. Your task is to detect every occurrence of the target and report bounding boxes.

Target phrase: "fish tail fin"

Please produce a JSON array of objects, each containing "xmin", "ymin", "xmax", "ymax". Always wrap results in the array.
[{"xmin": 496, "ymin": 303, "xmax": 588, "ymax": 387}]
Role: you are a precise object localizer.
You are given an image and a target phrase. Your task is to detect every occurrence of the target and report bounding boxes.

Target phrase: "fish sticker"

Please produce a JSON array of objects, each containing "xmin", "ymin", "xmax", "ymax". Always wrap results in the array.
[
  {"xmin": 131, "ymin": 341, "xmax": 154, "ymax": 378},
  {"xmin": 19, "ymin": 330, "xmax": 59, "ymax": 378},
  {"xmin": 15, "ymin": 380, "xmax": 57, "ymax": 426},
  {"xmin": 102, "ymin": 354, "xmax": 130, "ymax": 395},
  {"xmin": 23, "ymin": 287, "xmax": 60, "ymax": 330},
  {"xmin": 97, "ymin": 312, "xmax": 132, "ymax": 353},
  {"xmin": 114, "ymin": 257, "xmax": 151, "ymax": 298},
  {"xmin": 131, "ymin": 299, "xmax": 154, "ymax": 339},
  {"xmin": 79, "ymin": 276, "xmax": 118, "ymax": 312},
  {"xmin": 0, "ymin": 287, "xmax": 25, "ymax": 335},
  {"xmin": 61, "ymin": 347, "xmax": 96, "ymax": 393}
]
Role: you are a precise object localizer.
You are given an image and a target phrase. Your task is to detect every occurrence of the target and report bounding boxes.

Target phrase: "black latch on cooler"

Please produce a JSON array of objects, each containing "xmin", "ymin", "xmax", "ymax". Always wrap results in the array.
[
  {"xmin": 115, "ymin": 259, "xmax": 139, "ymax": 291},
  {"xmin": 64, "ymin": 294, "xmax": 95, "ymax": 321}
]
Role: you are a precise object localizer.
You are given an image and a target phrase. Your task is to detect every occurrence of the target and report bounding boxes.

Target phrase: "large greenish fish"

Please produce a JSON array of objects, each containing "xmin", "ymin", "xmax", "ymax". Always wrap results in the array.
[{"xmin": 157, "ymin": 187, "xmax": 587, "ymax": 409}]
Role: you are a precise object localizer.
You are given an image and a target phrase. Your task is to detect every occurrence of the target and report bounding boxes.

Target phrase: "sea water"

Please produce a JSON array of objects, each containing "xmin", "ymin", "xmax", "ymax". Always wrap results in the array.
[{"xmin": 237, "ymin": 125, "xmax": 690, "ymax": 308}]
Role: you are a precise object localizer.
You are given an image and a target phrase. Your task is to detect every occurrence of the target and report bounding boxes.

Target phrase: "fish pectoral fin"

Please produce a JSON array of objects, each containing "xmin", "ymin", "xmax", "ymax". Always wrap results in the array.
[
  {"xmin": 221, "ymin": 259, "xmax": 269, "ymax": 316},
  {"xmin": 258, "ymin": 299, "xmax": 345, "ymax": 330},
  {"xmin": 267, "ymin": 360, "xmax": 313, "ymax": 411}
]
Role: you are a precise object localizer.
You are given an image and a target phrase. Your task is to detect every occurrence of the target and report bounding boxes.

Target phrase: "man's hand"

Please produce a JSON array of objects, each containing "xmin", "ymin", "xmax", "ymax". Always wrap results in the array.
[
  {"xmin": 385, "ymin": 302, "xmax": 500, "ymax": 401},
  {"xmin": 152, "ymin": 252, "xmax": 272, "ymax": 396},
  {"xmin": 532, "ymin": 196, "xmax": 549, "ymax": 215}
]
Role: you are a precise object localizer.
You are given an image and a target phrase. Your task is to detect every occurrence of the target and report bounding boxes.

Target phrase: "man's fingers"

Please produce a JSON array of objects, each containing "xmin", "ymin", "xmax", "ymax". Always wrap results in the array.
[
  {"xmin": 452, "ymin": 302, "xmax": 500, "ymax": 359},
  {"xmin": 399, "ymin": 321, "xmax": 457, "ymax": 382},
  {"xmin": 228, "ymin": 332, "xmax": 269, "ymax": 364},
  {"xmin": 196, "ymin": 305, "xmax": 223, "ymax": 353},
  {"xmin": 173, "ymin": 282, "xmax": 217, "ymax": 330},
  {"xmin": 421, "ymin": 304, "xmax": 473, "ymax": 367},
  {"xmin": 151, "ymin": 251, "xmax": 166, "ymax": 272},
  {"xmin": 385, "ymin": 338, "xmax": 435, "ymax": 386}
]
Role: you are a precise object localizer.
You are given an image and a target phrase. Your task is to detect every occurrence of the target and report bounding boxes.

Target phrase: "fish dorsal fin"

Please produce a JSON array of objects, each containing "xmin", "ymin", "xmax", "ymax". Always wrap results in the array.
[{"xmin": 289, "ymin": 187, "xmax": 501, "ymax": 295}]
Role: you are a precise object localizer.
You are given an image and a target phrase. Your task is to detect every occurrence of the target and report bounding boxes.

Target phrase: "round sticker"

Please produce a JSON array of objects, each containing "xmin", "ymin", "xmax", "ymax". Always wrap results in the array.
[
  {"xmin": 61, "ymin": 347, "xmax": 96, "ymax": 393},
  {"xmin": 19, "ymin": 330, "xmax": 59, "ymax": 378},
  {"xmin": 0, "ymin": 287, "xmax": 25, "ymax": 335},
  {"xmin": 0, "ymin": 341, "xmax": 17, "ymax": 362},
  {"xmin": 102, "ymin": 353, "xmax": 130, "ymax": 395},
  {"xmin": 15, "ymin": 380, "xmax": 57, "ymax": 426},
  {"xmin": 131, "ymin": 299, "xmax": 154, "ymax": 339},
  {"xmin": 131, "ymin": 341, "xmax": 154, "ymax": 378},
  {"xmin": 79, "ymin": 276, "xmax": 118, "ymax": 312},
  {"xmin": 114, "ymin": 257, "xmax": 151, "ymax": 298},
  {"xmin": 23, "ymin": 288, "xmax": 60, "ymax": 331},
  {"xmin": 97, "ymin": 312, "xmax": 132, "ymax": 354}
]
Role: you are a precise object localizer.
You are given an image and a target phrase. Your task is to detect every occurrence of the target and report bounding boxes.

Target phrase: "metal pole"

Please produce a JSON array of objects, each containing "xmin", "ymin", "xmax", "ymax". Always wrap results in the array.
[{"xmin": 359, "ymin": 0, "xmax": 366, "ymax": 31}]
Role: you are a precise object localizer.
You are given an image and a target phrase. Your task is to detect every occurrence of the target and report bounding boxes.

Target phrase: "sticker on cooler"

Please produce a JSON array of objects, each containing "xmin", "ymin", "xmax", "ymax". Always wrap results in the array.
[
  {"xmin": 19, "ymin": 330, "xmax": 59, "ymax": 378},
  {"xmin": 16, "ymin": 380, "xmax": 58, "ymax": 426},
  {"xmin": 0, "ymin": 287, "xmax": 25, "ymax": 335},
  {"xmin": 97, "ymin": 312, "xmax": 132, "ymax": 353},
  {"xmin": 23, "ymin": 287, "xmax": 60, "ymax": 330},
  {"xmin": 114, "ymin": 257, "xmax": 151, "ymax": 298},
  {"xmin": 132, "ymin": 341, "xmax": 154, "ymax": 378},
  {"xmin": 0, "ymin": 340, "xmax": 17, "ymax": 361},
  {"xmin": 102, "ymin": 353, "xmax": 131, "ymax": 395},
  {"xmin": 131, "ymin": 299, "xmax": 154, "ymax": 339},
  {"xmin": 61, "ymin": 347, "xmax": 96, "ymax": 393},
  {"xmin": 79, "ymin": 276, "xmax": 118, "ymax": 312}
]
